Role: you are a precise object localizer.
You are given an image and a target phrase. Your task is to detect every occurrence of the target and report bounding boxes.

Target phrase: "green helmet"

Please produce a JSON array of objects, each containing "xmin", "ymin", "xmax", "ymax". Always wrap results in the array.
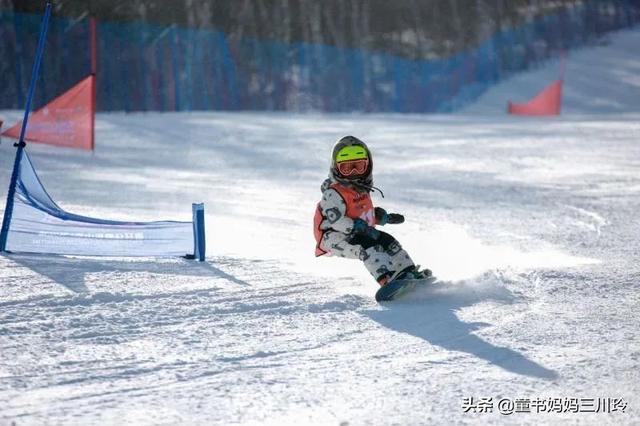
[{"xmin": 330, "ymin": 136, "xmax": 373, "ymax": 189}]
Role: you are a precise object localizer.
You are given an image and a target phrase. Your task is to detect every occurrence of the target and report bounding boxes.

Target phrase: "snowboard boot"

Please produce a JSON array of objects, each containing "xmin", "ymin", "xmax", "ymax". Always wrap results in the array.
[
  {"xmin": 393, "ymin": 265, "xmax": 432, "ymax": 281},
  {"xmin": 390, "ymin": 265, "xmax": 416, "ymax": 282}
]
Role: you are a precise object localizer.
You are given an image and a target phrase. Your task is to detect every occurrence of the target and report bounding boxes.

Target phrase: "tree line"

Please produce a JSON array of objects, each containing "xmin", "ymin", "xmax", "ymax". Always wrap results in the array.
[{"xmin": 8, "ymin": 0, "xmax": 584, "ymax": 58}]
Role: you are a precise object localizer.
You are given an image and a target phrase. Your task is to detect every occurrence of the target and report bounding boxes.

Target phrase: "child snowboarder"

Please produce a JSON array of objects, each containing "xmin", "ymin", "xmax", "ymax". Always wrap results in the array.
[{"xmin": 314, "ymin": 135, "xmax": 431, "ymax": 287}]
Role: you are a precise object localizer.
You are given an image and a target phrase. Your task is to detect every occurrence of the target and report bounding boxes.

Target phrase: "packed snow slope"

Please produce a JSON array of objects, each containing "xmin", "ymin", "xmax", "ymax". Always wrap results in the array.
[{"xmin": 1, "ymin": 28, "xmax": 639, "ymax": 426}]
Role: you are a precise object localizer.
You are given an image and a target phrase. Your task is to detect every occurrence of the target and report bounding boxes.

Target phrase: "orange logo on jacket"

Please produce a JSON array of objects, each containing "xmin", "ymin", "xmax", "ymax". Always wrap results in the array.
[{"xmin": 328, "ymin": 182, "xmax": 376, "ymax": 226}]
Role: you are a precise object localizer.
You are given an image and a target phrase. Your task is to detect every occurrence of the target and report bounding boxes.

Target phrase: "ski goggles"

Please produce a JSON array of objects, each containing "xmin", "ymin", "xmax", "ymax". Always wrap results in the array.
[{"xmin": 336, "ymin": 158, "xmax": 369, "ymax": 176}]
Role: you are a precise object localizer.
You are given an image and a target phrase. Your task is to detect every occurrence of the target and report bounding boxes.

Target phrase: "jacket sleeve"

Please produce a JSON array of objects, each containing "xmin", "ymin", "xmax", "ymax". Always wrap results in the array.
[{"xmin": 319, "ymin": 188, "xmax": 355, "ymax": 234}]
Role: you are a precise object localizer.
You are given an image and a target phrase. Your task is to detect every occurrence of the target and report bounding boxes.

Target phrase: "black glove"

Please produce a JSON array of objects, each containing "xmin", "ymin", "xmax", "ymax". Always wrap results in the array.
[
  {"xmin": 374, "ymin": 207, "xmax": 389, "ymax": 225},
  {"xmin": 375, "ymin": 207, "xmax": 404, "ymax": 225},
  {"xmin": 352, "ymin": 218, "xmax": 381, "ymax": 240},
  {"xmin": 387, "ymin": 213, "xmax": 405, "ymax": 224}
]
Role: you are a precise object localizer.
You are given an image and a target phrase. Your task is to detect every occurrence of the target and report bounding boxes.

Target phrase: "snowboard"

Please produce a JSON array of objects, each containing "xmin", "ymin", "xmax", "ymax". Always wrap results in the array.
[{"xmin": 375, "ymin": 275, "xmax": 437, "ymax": 302}]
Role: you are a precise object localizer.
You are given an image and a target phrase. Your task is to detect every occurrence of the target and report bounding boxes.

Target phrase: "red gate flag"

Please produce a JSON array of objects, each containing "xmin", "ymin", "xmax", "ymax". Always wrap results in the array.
[
  {"xmin": 2, "ymin": 75, "xmax": 95, "ymax": 150},
  {"xmin": 507, "ymin": 79, "xmax": 563, "ymax": 116}
]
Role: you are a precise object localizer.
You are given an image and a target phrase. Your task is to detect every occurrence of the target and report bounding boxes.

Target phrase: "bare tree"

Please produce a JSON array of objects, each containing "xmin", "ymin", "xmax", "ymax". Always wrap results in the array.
[{"xmin": 4, "ymin": 0, "xmax": 605, "ymax": 59}]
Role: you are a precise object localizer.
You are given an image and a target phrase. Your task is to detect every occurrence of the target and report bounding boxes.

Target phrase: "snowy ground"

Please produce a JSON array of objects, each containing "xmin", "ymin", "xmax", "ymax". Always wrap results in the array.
[{"xmin": 1, "ymin": 28, "xmax": 639, "ymax": 426}]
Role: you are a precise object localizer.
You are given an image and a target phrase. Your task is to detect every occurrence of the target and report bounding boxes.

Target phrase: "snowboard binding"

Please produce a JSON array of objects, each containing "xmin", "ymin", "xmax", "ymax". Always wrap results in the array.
[{"xmin": 375, "ymin": 265, "xmax": 435, "ymax": 302}]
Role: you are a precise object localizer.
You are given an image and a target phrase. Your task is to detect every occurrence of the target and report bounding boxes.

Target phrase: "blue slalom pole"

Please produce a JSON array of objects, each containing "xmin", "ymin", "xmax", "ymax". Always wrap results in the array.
[{"xmin": 0, "ymin": 2, "xmax": 52, "ymax": 252}]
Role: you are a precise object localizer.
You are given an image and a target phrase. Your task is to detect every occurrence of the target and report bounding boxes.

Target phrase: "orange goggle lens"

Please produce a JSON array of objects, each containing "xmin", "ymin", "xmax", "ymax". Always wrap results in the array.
[{"xmin": 337, "ymin": 159, "xmax": 369, "ymax": 176}]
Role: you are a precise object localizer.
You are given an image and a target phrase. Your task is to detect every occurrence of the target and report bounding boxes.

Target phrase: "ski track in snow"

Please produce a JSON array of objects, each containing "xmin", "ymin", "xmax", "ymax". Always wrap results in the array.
[{"xmin": 0, "ymin": 27, "xmax": 639, "ymax": 426}]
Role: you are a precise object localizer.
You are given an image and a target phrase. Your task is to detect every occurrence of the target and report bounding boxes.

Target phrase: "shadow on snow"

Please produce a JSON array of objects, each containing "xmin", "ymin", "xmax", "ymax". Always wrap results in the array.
[
  {"xmin": 363, "ymin": 276, "xmax": 558, "ymax": 380},
  {"xmin": 2, "ymin": 253, "xmax": 251, "ymax": 293}
]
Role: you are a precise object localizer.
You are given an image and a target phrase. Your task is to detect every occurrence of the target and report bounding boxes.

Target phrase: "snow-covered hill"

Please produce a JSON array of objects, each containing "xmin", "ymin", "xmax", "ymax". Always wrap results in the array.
[
  {"xmin": 465, "ymin": 28, "xmax": 640, "ymax": 114},
  {"xmin": 1, "ymin": 28, "xmax": 639, "ymax": 426}
]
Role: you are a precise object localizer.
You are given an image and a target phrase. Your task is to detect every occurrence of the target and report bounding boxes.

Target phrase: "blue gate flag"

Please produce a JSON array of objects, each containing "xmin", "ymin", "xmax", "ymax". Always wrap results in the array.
[
  {"xmin": 4, "ymin": 149, "xmax": 202, "ymax": 258},
  {"xmin": 0, "ymin": 2, "xmax": 52, "ymax": 251}
]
